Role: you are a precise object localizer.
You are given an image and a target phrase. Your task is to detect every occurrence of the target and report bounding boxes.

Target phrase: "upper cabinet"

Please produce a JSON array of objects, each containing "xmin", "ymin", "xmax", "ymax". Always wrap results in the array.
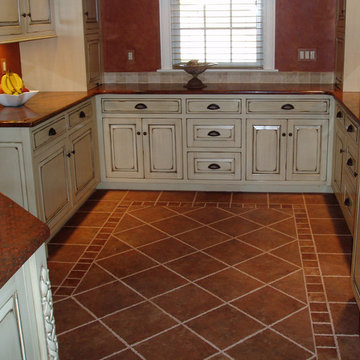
[
  {"xmin": 83, "ymin": 0, "xmax": 101, "ymax": 34},
  {"xmin": 0, "ymin": 0, "xmax": 55, "ymax": 43}
]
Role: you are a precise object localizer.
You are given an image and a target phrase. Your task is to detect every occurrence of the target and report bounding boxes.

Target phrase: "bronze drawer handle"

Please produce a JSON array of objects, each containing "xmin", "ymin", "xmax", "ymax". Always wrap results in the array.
[
  {"xmin": 207, "ymin": 130, "xmax": 221, "ymax": 137},
  {"xmin": 337, "ymin": 111, "xmax": 343, "ymax": 118},
  {"xmin": 208, "ymin": 163, "xmax": 221, "ymax": 170},
  {"xmin": 281, "ymin": 104, "xmax": 295, "ymax": 110},
  {"xmin": 344, "ymin": 198, "xmax": 351, "ymax": 207},
  {"xmin": 207, "ymin": 104, "xmax": 220, "ymax": 110},
  {"xmin": 347, "ymin": 125, "xmax": 354, "ymax": 133},
  {"xmin": 48, "ymin": 128, "xmax": 56, "ymax": 136},
  {"xmin": 79, "ymin": 111, "xmax": 86, "ymax": 118},
  {"xmin": 347, "ymin": 158, "xmax": 353, "ymax": 166},
  {"xmin": 135, "ymin": 103, "xmax": 147, "ymax": 110}
]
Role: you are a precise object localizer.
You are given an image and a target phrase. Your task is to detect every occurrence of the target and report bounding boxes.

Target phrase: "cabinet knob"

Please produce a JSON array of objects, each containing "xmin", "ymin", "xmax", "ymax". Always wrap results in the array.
[
  {"xmin": 347, "ymin": 125, "xmax": 354, "ymax": 133},
  {"xmin": 344, "ymin": 198, "xmax": 351, "ymax": 207},
  {"xmin": 282, "ymin": 133, "xmax": 286, "ymax": 137},
  {"xmin": 71, "ymin": 150, "xmax": 76, "ymax": 155},
  {"xmin": 84, "ymin": 11, "xmax": 89, "ymax": 16},
  {"xmin": 143, "ymin": 131, "xmax": 147, "ymax": 136},
  {"xmin": 136, "ymin": 131, "xmax": 141, "ymax": 135},
  {"xmin": 207, "ymin": 104, "xmax": 220, "ymax": 110},
  {"xmin": 340, "ymin": 149, "xmax": 345, "ymax": 153},
  {"xmin": 135, "ymin": 103, "xmax": 147, "ymax": 110},
  {"xmin": 79, "ymin": 111, "xmax": 86, "ymax": 118},
  {"xmin": 22, "ymin": 13, "xmax": 27, "ymax": 17},
  {"xmin": 207, "ymin": 130, "xmax": 221, "ymax": 137},
  {"xmin": 347, "ymin": 158, "xmax": 353, "ymax": 166},
  {"xmin": 208, "ymin": 163, "xmax": 221, "ymax": 170},
  {"xmin": 281, "ymin": 104, "xmax": 295, "ymax": 110},
  {"xmin": 66, "ymin": 152, "xmax": 71, "ymax": 158},
  {"xmin": 288, "ymin": 132, "xmax": 293, "ymax": 137},
  {"xmin": 48, "ymin": 128, "xmax": 57, "ymax": 136},
  {"xmin": 354, "ymin": 172, "xmax": 358, "ymax": 178}
]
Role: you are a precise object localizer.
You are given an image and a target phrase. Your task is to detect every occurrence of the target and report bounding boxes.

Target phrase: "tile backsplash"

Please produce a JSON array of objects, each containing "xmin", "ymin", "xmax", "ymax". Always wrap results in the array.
[{"xmin": 104, "ymin": 71, "xmax": 334, "ymax": 84}]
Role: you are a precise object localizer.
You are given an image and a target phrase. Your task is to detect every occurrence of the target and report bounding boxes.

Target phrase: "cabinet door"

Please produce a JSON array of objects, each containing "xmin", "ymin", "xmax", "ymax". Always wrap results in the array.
[
  {"xmin": 103, "ymin": 118, "xmax": 144, "ymax": 178},
  {"xmin": 352, "ymin": 222, "xmax": 360, "ymax": 309},
  {"xmin": 287, "ymin": 119, "xmax": 328, "ymax": 181},
  {"xmin": 85, "ymin": 34, "xmax": 102, "ymax": 89},
  {"xmin": 0, "ymin": 0, "xmax": 23, "ymax": 36},
  {"xmin": 142, "ymin": 118, "xmax": 183, "ymax": 179},
  {"xmin": 0, "ymin": 143, "xmax": 28, "ymax": 210},
  {"xmin": 83, "ymin": 0, "xmax": 100, "ymax": 33},
  {"xmin": 34, "ymin": 140, "xmax": 72, "ymax": 228},
  {"xmin": 333, "ymin": 130, "xmax": 346, "ymax": 194},
  {"xmin": 246, "ymin": 119, "xmax": 286, "ymax": 181},
  {"xmin": 26, "ymin": 0, "xmax": 55, "ymax": 34},
  {"xmin": 69, "ymin": 125, "xmax": 97, "ymax": 202}
]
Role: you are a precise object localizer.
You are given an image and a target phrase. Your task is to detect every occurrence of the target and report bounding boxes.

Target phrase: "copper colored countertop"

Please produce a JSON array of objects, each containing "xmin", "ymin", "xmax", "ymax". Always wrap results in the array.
[
  {"xmin": 0, "ymin": 83, "xmax": 360, "ymax": 127},
  {"xmin": 0, "ymin": 193, "xmax": 49, "ymax": 288}
]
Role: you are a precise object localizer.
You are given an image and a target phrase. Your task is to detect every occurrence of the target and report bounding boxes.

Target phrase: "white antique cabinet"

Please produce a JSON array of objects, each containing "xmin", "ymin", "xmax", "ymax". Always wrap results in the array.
[
  {"xmin": 0, "ymin": 99, "xmax": 99, "ymax": 236},
  {"xmin": 0, "ymin": 0, "xmax": 55, "ymax": 43},
  {"xmin": 246, "ymin": 118, "xmax": 328, "ymax": 182},
  {"xmin": 0, "ymin": 244, "xmax": 58, "ymax": 360},
  {"xmin": 103, "ymin": 117, "xmax": 183, "ymax": 179}
]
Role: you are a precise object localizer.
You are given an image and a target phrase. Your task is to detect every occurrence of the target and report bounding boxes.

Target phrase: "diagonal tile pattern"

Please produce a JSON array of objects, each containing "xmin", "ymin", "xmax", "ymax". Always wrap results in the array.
[{"xmin": 47, "ymin": 190, "xmax": 359, "ymax": 360}]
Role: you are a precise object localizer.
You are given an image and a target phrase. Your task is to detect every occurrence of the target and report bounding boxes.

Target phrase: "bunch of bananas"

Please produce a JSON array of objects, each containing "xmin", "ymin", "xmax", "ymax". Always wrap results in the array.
[{"xmin": 0, "ymin": 71, "xmax": 25, "ymax": 95}]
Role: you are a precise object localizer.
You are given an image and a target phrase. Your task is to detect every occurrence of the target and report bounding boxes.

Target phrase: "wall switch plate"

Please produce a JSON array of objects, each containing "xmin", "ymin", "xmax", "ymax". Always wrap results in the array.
[
  {"xmin": 298, "ymin": 49, "xmax": 317, "ymax": 61},
  {"xmin": 1, "ymin": 58, "xmax": 7, "ymax": 74}
]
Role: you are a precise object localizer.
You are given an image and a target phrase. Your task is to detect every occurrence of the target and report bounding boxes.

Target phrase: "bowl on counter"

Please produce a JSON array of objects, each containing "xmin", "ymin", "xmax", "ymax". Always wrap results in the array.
[{"xmin": 0, "ymin": 90, "xmax": 39, "ymax": 107}]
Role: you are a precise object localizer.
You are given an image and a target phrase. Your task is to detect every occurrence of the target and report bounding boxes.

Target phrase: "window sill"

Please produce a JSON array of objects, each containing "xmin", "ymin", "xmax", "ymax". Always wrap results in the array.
[{"xmin": 157, "ymin": 69, "xmax": 279, "ymax": 73}]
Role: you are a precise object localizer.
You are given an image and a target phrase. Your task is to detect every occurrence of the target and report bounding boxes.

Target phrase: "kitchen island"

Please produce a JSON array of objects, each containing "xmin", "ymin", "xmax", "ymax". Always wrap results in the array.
[{"xmin": 0, "ymin": 193, "xmax": 58, "ymax": 360}]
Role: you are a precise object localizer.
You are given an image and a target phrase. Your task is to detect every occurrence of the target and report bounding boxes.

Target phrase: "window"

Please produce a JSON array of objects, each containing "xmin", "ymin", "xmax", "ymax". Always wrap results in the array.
[{"xmin": 159, "ymin": 0, "xmax": 275, "ymax": 70}]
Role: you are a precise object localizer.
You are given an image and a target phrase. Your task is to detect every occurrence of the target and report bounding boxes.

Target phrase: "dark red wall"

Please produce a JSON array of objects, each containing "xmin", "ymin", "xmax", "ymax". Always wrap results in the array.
[
  {"xmin": 102, "ymin": 0, "xmax": 337, "ymax": 72},
  {"xmin": 275, "ymin": 0, "xmax": 336, "ymax": 71},
  {"xmin": 101, "ymin": 0, "xmax": 161, "ymax": 72},
  {"xmin": 0, "ymin": 43, "xmax": 22, "ymax": 76}
]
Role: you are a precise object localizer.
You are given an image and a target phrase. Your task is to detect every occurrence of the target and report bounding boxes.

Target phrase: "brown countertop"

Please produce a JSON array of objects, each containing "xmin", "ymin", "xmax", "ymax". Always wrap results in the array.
[
  {"xmin": 1, "ymin": 83, "xmax": 360, "ymax": 127},
  {"xmin": 0, "ymin": 193, "xmax": 49, "ymax": 288}
]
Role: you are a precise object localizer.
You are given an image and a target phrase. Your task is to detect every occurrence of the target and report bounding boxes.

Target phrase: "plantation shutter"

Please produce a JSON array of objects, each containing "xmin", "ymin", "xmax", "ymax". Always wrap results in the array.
[{"xmin": 170, "ymin": 0, "xmax": 264, "ymax": 69}]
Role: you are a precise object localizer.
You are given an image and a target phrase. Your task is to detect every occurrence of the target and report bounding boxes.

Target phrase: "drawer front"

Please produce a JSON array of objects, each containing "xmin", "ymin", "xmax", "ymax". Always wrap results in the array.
[
  {"xmin": 101, "ymin": 99, "xmax": 182, "ymax": 113},
  {"xmin": 33, "ymin": 116, "xmax": 67, "ymax": 149},
  {"xmin": 246, "ymin": 99, "xmax": 330, "ymax": 114},
  {"xmin": 69, "ymin": 102, "xmax": 93, "ymax": 128},
  {"xmin": 186, "ymin": 99, "xmax": 241, "ymax": 114},
  {"xmin": 187, "ymin": 119, "xmax": 242, "ymax": 148},
  {"xmin": 341, "ymin": 172, "xmax": 357, "ymax": 235},
  {"xmin": 188, "ymin": 152, "xmax": 241, "ymax": 180},
  {"xmin": 344, "ymin": 115, "xmax": 358, "ymax": 144},
  {"xmin": 344, "ymin": 140, "xmax": 359, "ymax": 181}
]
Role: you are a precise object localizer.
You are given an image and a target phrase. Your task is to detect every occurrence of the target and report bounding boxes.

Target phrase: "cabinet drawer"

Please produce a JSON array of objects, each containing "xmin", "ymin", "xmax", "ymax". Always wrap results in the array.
[
  {"xmin": 188, "ymin": 152, "xmax": 241, "ymax": 180},
  {"xmin": 69, "ymin": 102, "xmax": 92, "ymax": 128},
  {"xmin": 344, "ymin": 115, "xmax": 358, "ymax": 144},
  {"xmin": 246, "ymin": 99, "xmax": 330, "ymax": 114},
  {"xmin": 32, "ymin": 116, "xmax": 67, "ymax": 149},
  {"xmin": 187, "ymin": 119, "xmax": 241, "ymax": 148},
  {"xmin": 101, "ymin": 98, "xmax": 181, "ymax": 113},
  {"xmin": 341, "ymin": 172, "xmax": 357, "ymax": 234},
  {"xmin": 344, "ymin": 140, "xmax": 359, "ymax": 182},
  {"xmin": 186, "ymin": 99, "xmax": 241, "ymax": 114}
]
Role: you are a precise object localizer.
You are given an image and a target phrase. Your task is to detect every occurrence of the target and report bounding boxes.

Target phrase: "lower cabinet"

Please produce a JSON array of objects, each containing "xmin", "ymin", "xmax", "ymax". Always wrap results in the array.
[
  {"xmin": 0, "ymin": 244, "xmax": 58, "ymax": 360},
  {"xmin": 103, "ymin": 117, "xmax": 183, "ymax": 179},
  {"xmin": 246, "ymin": 118, "xmax": 328, "ymax": 181}
]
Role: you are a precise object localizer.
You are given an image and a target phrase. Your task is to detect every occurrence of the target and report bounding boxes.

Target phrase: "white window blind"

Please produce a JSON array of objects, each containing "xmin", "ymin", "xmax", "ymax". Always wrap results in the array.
[{"xmin": 170, "ymin": 0, "xmax": 264, "ymax": 68}]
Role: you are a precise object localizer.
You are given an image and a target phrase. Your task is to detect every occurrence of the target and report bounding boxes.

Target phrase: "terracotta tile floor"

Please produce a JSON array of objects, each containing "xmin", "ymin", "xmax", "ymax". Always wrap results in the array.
[{"xmin": 47, "ymin": 191, "xmax": 360, "ymax": 360}]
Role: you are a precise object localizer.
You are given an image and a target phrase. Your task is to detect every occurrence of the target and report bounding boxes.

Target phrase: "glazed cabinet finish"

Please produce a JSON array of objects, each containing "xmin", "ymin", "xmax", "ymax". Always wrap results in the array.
[
  {"xmin": 0, "ymin": 244, "xmax": 58, "ymax": 360},
  {"xmin": 0, "ymin": 100, "xmax": 99, "ymax": 236},
  {"xmin": 0, "ymin": 0, "xmax": 55, "ymax": 43},
  {"xmin": 103, "ymin": 117, "xmax": 182, "ymax": 179}
]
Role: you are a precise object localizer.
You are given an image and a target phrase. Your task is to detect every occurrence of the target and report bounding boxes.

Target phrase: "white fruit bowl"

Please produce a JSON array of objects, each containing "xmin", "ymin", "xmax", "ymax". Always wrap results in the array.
[{"xmin": 0, "ymin": 90, "xmax": 39, "ymax": 107}]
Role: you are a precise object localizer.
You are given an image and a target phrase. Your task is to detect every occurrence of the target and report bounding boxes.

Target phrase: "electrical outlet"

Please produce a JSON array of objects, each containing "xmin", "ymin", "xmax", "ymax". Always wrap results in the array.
[
  {"xmin": 127, "ymin": 50, "xmax": 135, "ymax": 62},
  {"xmin": 298, "ymin": 49, "xmax": 317, "ymax": 61},
  {"xmin": 1, "ymin": 58, "xmax": 7, "ymax": 74}
]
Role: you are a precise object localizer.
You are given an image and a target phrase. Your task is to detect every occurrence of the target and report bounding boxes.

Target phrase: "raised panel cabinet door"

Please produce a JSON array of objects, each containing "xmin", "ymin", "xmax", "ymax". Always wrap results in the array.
[
  {"xmin": 0, "ymin": 143, "xmax": 28, "ymax": 210},
  {"xmin": 287, "ymin": 120, "xmax": 328, "ymax": 181},
  {"xmin": 85, "ymin": 34, "xmax": 102, "ymax": 89},
  {"xmin": 333, "ymin": 130, "xmax": 346, "ymax": 194},
  {"xmin": 69, "ymin": 126, "xmax": 96, "ymax": 201},
  {"xmin": 26, "ymin": 0, "xmax": 55, "ymax": 34},
  {"xmin": 0, "ymin": 0, "xmax": 23, "ymax": 36},
  {"xmin": 246, "ymin": 119, "xmax": 286, "ymax": 181},
  {"xmin": 34, "ymin": 141, "xmax": 72, "ymax": 227},
  {"xmin": 83, "ymin": 0, "xmax": 100, "ymax": 33},
  {"xmin": 142, "ymin": 118, "xmax": 183, "ymax": 179},
  {"xmin": 103, "ymin": 118, "xmax": 144, "ymax": 178}
]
